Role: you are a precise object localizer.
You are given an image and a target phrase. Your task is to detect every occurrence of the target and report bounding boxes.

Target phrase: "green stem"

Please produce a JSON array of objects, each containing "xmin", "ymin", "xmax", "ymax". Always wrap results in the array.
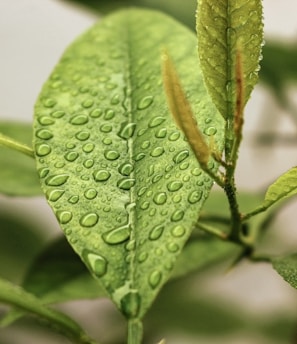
[
  {"xmin": 128, "ymin": 319, "xmax": 143, "ymax": 344},
  {"xmin": 196, "ymin": 222, "xmax": 227, "ymax": 240},
  {"xmin": 0, "ymin": 133, "xmax": 34, "ymax": 158},
  {"xmin": 241, "ymin": 205, "xmax": 267, "ymax": 222}
]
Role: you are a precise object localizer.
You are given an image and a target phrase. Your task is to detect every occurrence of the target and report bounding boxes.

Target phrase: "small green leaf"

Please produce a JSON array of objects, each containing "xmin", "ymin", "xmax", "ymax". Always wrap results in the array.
[
  {"xmin": 263, "ymin": 167, "xmax": 297, "ymax": 208},
  {"xmin": 197, "ymin": 0, "xmax": 264, "ymax": 118},
  {"xmin": 272, "ymin": 254, "xmax": 297, "ymax": 290},
  {"xmin": 33, "ymin": 9, "xmax": 224, "ymax": 319},
  {"xmin": 0, "ymin": 278, "xmax": 96, "ymax": 344},
  {"xmin": 0, "ymin": 122, "xmax": 41, "ymax": 196}
]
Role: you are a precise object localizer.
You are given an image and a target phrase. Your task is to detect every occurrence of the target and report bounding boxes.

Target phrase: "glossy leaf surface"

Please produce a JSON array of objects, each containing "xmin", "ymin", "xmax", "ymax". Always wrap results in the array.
[
  {"xmin": 197, "ymin": 0, "xmax": 263, "ymax": 118},
  {"xmin": 33, "ymin": 9, "xmax": 224, "ymax": 319},
  {"xmin": 0, "ymin": 122, "xmax": 41, "ymax": 196}
]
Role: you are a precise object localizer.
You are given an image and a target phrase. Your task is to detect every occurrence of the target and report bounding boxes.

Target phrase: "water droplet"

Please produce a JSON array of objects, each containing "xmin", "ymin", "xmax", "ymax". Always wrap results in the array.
[
  {"xmin": 82, "ymin": 99, "xmax": 94, "ymax": 108},
  {"xmin": 35, "ymin": 143, "xmax": 51, "ymax": 156},
  {"xmin": 70, "ymin": 114, "xmax": 88, "ymax": 125},
  {"xmin": 188, "ymin": 190, "xmax": 203, "ymax": 204},
  {"xmin": 120, "ymin": 291, "xmax": 141, "ymax": 318},
  {"xmin": 149, "ymin": 225, "xmax": 164, "ymax": 240},
  {"xmin": 141, "ymin": 140, "xmax": 150, "ymax": 149},
  {"xmin": 36, "ymin": 129, "xmax": 53, "ymax": 140},
  {"xmin": 134, "ymin": 153, "xmax": 145, "ymax": 161},
  {"xmin": 138, "ymin": 95, "xmax": 153, "ymax": 110},
  {"xmin": 104, "ymin": 109, "xmax": 115, "ymax": 120},
  {"xmin": 137, "ymin": 187, "xmax": 147, "ymax": 197},
  {"xmin": 84, "ymin": 251, "xmax": 107, "ymax": 277},
  {"xmin": 82, "ymin": 143, "xmax": 94, "ymax": 153},
  {"xmin": 153, "ymin": 192, "xmax": 167, "ymax": 205},
  {"xmin": 140, "ymin": 201, "xmax": 150, "ymax": 210},
  {"xmin": 83, "ymin": 188, "xmax": 97, "ymax": 200},
  {"xmin": 155, "ymin": 127, "xmax": 167, "ymax": 138},
  {"xmin": 102, "ymin": 225, "xmax": 130, "ymax": 245},
  {"xmin": 75, "ymin": 131, "xmax": 90, "ymax": 141},
  {"xmin": 191, "ymin": 168, "xmax": 202, "ymax": 176},
  {"xmin": 137, "ymin": 128, "xmax": 146, "ymax": 136},
  {"xmin": 38, "ymin": 167, "xmax": 49, "ymax": 178},
  {"xmin": 111, "ymin": 94, "xmax": 120, "ymax": 105},
  {"xmin": 118, "ymin": 122, "xmax": 136, "ymax": 139},
  {"xmin": 80, "ymin": 212, "xmax": 99, "ymax": 227},
  {"xmin": 152, "ymin": 174, "xmax": 162, "ymax": 183},
  {"xmin": 180, "ymin": 162, "xmax": 189, "ymax": 170},
  {"xmin": 118, "ymin": 163, "xmax": 134, "ymax": 176},
  {"xmin": 102, "ymin": 137, "xmax": 112, "ymax": 145},
  {"xmin": 171, "ymin": 225, "xmax": 186, "ymax": 237},
  {"xmin": 44, "ymin": 98, "xmax": 56, "ymax": 108},
  {"xmin": 173, "ymin": 150, "xmax": 189, "ymax": 164},
  {"xmin": 68, "ymin": 195, "xmax": 79, "ymax": 204},
  {"xmin": 117, "ymin": 178, "xmax": 135, "ymax": 190},
  {"xmin": 150, "ymin": 147, "xmax": 164, "ymax": 157},
  {"xmin": 168, "ymin": 131, "xmax": 180, "ymax": 141},
  {"xmin": 138, "ymin": 252, "xmax": 148, "ymax": 263},
  {"xmin": 204, "ymin": 126, "xmax": 217, "ymax": 136},
  {"xmin": 83, "ymin": 159, "xmax": 94, "ymax": 168},
  {"xmin": 45, "ymin": 174, "xmax": 69, "ymax": 186},
  {"xmin": 46, "ymin": 189, "xmax": 64, "ymax": 201},
  {"xmin": 55, "ymin": 161, "xmax": 65, "ymax": 168},
  {"xmin": 38, "ymin": 116, "xmax": 55, "ymax": 126},
  {"xmin": 148, "ymin": 270, "xmax": 162, "ymax": 289},
  {"xmin": 104, "ymin": 150, "xmax": 120, "ymax": 160},
  {"xmin": 183, "ymin": 175, "xmax": 190, "ymax": 182},
  {"xmin": 66, "ymin": 142, "xmax": 76, "ymax": 149},
  {"xmin": 100, "ymin": 123, "xmax": 112, "ymax": 133},
  {"xmin": 93, "ymin": 170, "xmax": 111, "ymax": 182},
  {"xmin": 171, "ymin": 210, "xmax": 184, "ymax": 222},
  {"xmin": 166, "ymin": 242, "xmax": 179, "ymax": 253},
  {"xmin": 51, "ymin": 110, "xmax": 65, "ymax": 118},
  {"xmin": 167, "ymin": 181, "xmax": 183, "ymax": 192},
  {"xmin": 64, "ymin": 151, "xmax": 79, "ymax": 162},
  {"xmin": 148, "ymin": 116, "xmax": 165, "ymax": 128},
  {"xmin": 90, "ymin": 109, "xmax": 102, "ymax": 118},
  {"xmin": 57, "ymin": 210, "xmax": 72, "ymax": 224}
]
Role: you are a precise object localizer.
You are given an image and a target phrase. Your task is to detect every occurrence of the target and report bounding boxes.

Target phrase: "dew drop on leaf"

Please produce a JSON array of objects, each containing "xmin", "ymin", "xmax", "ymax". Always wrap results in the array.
[
  {"xmin": 35, "ymin": 143, "xmax": 52, "ymax": 157},
  {"xmin": 83, "ymin": 251, "xmax": 108, "ymax": 278},
  {"xmin": 155, "ymin": 127, "xmax": 167, "ymax": 138},
  {"xmin": 93, "ymin": 170, "xmax": 111, "ymax": 182},
  {"xmin": 70, "ymin": 114, "xmax": 89, "ymax": 125},
  {"xmin": 82, "ymin": 143, "xmax": 95, "ymax": 153},
  {"xmin": 149, "ymin": 225, "xmax": 164, "ymax": 240},
  {"xmin": 117, "ymin": 178, "xmax": 136, "ymax": 190},
  {"xmin": 75, "ymin": 131, "xmax": 90, "ymax": 141},
  {"xmin": 137, "ymin": 95, "xmax": 153, "ymax": 110},
  {"xmin": 80, "ymin": 212, "xmax": 99, "ymax": 227},
  {"xmin": 148, "ymin": 270, "xmax": 162, "ymax": 289},
  {"xmin": 120, "ymin": 291, "xmax": 141, "ymax": 318},
  {"xmin": 148, "ymin": 116, "xmax": 165, "ymax": 128},
  {"xmin": 68, "ymin": 195, "xmax": 79, "ymax": 204},
  {"xmin": 82, "ymin": 99, "xmax": 94, "ymax": 108},
  {"xmin": 104, "ymin": 150, "xmax": 120, "ymax": 161},
  {"xmin": 100, "ymin": 124, "xmax": 113, "ymax": 133},
  {"xmin": 36, "ymin": 129, "xmax": 53, "ymax": 140},
  {"xmin": 118, "ymin": 122, "xmax": 136, "ymax": 139},
  {"xmin": 102, "ymin": 224, "xmax": 130, "ymax": 245},
  {"xmin": 118, "ymin": 163, "xmax": 134, "ymax": 176},
  {"xmin": 171, "ymin": 210, "xmax": 184, "ymax": 222},
  {"xmin": 150, "ymin": 147, "xmax": 165, "ymax": 157},
  {"xmin": 153, "ymin": 192, "xmax": 167, "ymax": 205},
  {"xmin": 38, "ymin": 116, "xmax": 55, "ymax": 126},
  {"xmin": 171, "ymin": 225, "xmax": 186, "ymax": 237},
  {"xmin": 166, "ymin": 242, "xmax": 179, "ymax": 253},
  {"xmin": 173, "ymin": 150, "xmax": 189, "ymax": 164},
  {"xmin": 46, "ymin": 189, "xmax": 65, "ymax": 202},
  {"xmin": 83, "ymin": 159, "xmax": 94, "ymax": 168},
  {"xmin": 45, "ymin": 174, "xmax": 69, "ymax": 186},
  {"xmin": 90, "ymin": 109, "xmax": 103, "ymax": 118},
  {"xmin": 188, "ymin": 190, "xmax": 203, "ymax": 204},
  {"xmin": 57, "ymin": 210, "xmax": 73, "ymax": 224},
  {"xmin": 167, "ymin": 181, "xmax": 183, "ymax": 192},
  {"xmin": 64, "ymin": 151, "xmax": 79, "ymax": 162},
  {"xmin": 51, "ymin": 110, "xmax": 65, "ymax": 118}
]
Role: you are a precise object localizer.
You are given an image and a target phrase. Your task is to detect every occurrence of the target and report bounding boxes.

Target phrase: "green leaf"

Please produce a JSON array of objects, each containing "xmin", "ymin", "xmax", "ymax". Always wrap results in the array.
[
  {"xmin": 272, "ymin": 254, "xmax": 297, "ymax": 290},
  {"xmin": 0, "ymin": 278, "xmax": 96, "ymax": 344},
  {"xmin": 21, "ymin": 237, "xmax": 106, "ymax": 304},
  {"xmin": 263, "ymin": 167, "xmax": 297, "ymax": 208},
  {"xmin": 33, "ymin": 9, "xmax": 224, "ymax": 319},
  {"xmin": 197, "ymin": 0, "xmax": 264, "ymax": 118},
  {"xmin": 0, "ymin": 122, "xmax": 41, "ymax": 196}
]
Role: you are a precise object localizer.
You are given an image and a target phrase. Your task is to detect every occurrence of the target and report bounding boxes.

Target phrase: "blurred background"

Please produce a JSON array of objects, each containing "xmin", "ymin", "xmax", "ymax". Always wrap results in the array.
[{"xmin": 0, "ymin": 1, "xmax": 297, "ymax": 343}]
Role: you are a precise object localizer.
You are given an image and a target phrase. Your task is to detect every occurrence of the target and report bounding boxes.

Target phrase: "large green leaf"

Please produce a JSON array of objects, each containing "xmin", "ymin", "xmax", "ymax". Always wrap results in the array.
[
  {"xmin": 0, "ymin": 122, "xmax": 41, "ymax": 196},
  {"xmin": 0, "ymin": 278, "xmax": 96, "ymax": 344},
  {"xmin": 197, "ymin": 0, "xmax": 263, "ymax": 119},
  {"xmin": 33, "ymin": 9, "xmax": 224, "ymax": 319}
]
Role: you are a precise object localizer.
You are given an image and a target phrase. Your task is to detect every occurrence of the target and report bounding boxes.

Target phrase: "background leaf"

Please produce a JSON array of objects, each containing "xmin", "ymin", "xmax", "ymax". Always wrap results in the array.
[
  {"xmin": 272, "ymin": 254, "xmax": 297, "ymax": 290},
  {"xmin": 0, "ymin": 278, "xmax": 96, "ymax": 344},
  {"xmin": 197, "ymin": 0, "xmax": 264, "ymax": 118},
  {"xmin": 0, "ymin": 122, "xmax": 41, "ymax": 196},
  {"xmin": 263, "ymin": 167, "xmax": 297, "ymax": 209},
  {"xmin": 33, "ymin": 9, "xmax": 224, "ymax": 319}
]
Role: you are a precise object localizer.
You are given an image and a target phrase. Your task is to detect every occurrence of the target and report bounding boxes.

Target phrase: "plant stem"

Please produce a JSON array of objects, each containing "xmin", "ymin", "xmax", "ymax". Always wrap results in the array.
[
  {"xmin": 128, "ymin": 319, "xmax": 143, "ymax": 344},
  {"xmin": 0, "ymin": 133, "xmax": 34, "ymax": 158},
  {"xmin": 196, "ymin": 222, "xmax": 227, "ymax": 240},
  {"xmin": 241, "ymin": 205, "xmax": 267, "ymax": 222}
]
